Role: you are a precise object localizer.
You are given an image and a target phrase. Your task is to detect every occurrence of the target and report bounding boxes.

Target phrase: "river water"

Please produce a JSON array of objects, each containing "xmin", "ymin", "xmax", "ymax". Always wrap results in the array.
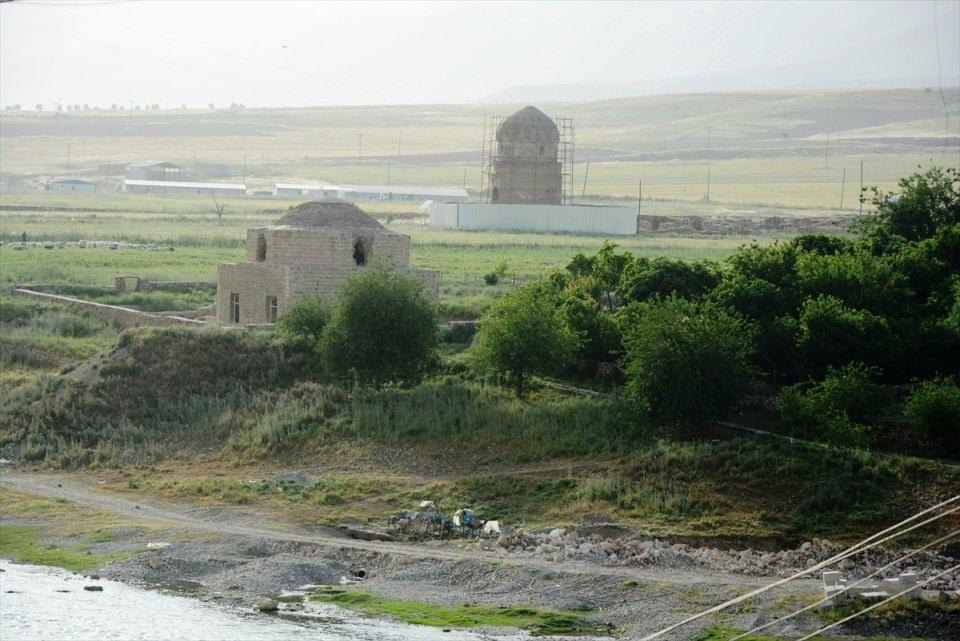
[{"xmin": 0, "ymin": 560, "xmax": 517, "ymax": 641}]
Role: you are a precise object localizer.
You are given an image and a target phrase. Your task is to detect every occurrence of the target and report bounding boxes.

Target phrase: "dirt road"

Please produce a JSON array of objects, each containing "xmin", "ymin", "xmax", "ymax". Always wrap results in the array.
[{"xmin": 0, "ymin": 471, "xmax": 793, "ymax": 590}]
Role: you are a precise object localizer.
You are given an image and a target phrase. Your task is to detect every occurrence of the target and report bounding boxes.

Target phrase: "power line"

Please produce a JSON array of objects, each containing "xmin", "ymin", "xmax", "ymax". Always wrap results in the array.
[
  {"xmin": 638, "ymin": 497, "xmax": 960, "ymax": 641},
  {"xmin": 796, "ymin": 563, "xmax": 960, "ymax": 641},
  {"xmin": 729, "ymin": 529, "xmax": 959, "ymax": 641}
]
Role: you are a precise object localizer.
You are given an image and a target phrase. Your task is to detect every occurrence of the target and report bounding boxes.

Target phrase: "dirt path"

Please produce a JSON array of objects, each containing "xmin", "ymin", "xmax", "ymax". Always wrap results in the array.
[{"xmin": 0, "ymin": 471, "xmax": 799, "ymax": 590}]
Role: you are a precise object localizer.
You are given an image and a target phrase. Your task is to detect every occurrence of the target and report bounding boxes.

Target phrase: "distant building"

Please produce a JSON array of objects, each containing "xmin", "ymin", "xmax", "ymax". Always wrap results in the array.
[
  {"xmin": 123, "ymin": 179, "xmax": 246, "ymax": 197},
  {"xmin": 275, "ymin": 183, "xmax": 341, "ymax": 199},
  {"xmin": 49, "ymin": 178, "xmax": 99, "ymax": 193},
  {"xmin": 126, "ymin": 161, "xmax": 183, "ymax": 181},
  {"xmin": 217, "ymin": 200, "xmax": 439, "ymax": 325},
  {"xmin": 194, "ymin": 162, "xmax": 232, "ymax": 178},
  {"xmin": 341, "ymin": 184, "xmax": 469, "ymax": 203},
  {"xmin": 428, "ymin": 201, "xmax": 637, "ymax": 236},
  {"xmin": 490, "ymin": 106, "xmax": 562, "ymax": 205},
  {"xmin": 96, "ymin": 163, "xmax": 128, "ymax": 175},
  {"xmin": 274, "ymin": 182, "xmax": 468, "ymax": 203}
]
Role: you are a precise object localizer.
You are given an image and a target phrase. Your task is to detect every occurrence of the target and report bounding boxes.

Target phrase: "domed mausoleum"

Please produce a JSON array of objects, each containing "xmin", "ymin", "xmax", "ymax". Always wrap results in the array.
[
  {"xmin": 490, "ymin": 105, "xmax": 562, "ymax": 205},
  {"xmin": 217, "ymin": 200, "xmax": 439, "ymax": 324}
]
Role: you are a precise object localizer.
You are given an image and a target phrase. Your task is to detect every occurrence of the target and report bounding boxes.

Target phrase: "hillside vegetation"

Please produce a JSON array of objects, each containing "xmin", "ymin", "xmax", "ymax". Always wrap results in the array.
[{"xmin": 2, "ymin": 165, "xmax": 959, "ymax": 547}]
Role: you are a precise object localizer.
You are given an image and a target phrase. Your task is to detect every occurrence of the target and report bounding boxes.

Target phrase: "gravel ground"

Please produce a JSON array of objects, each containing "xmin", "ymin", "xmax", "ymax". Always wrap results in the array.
[{"xmin": 3, "ymin": 473, "xmax": 957, "ymax": 640}]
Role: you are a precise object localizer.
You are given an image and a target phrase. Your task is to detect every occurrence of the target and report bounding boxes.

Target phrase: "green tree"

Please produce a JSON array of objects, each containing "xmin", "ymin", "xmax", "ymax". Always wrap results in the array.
[
  {"xmin": 319, "ymin": 267, "xmax": 438, "ymax": 386},
  {"xmin": 619, "ymin": 296, "xmax": 756, "ymax": 424},
  {"xmin": 797, "ymin": 295, "xmax": 890, "ymax": 376},
  {"xmin": 617, "ymin": 257, "xmax": 721, "ymax": 304},
  {"xmin": 795, "ymin": 250, "xmax": 911, "ymax": 317},
  {"xmin": 558, "ymin": 289, "xmax": 621, "ymax": 364},
  {"xmin": 277, "ymin": 294, "xmax": 328, "ymax": 350},
  {"xmin": 903, "ymin": 377, "xmax": 960, "ymax": 457},
  {"xmin": 777, "ymin": 362, "xmax": 888, "ymax": 447},
  {"xmin": 857, "ymin": 165, "xmax": 960, "ymax": 247},
  {"xmin": 472, "ymin": 284, "xmax": 577, "ymax": 397}
]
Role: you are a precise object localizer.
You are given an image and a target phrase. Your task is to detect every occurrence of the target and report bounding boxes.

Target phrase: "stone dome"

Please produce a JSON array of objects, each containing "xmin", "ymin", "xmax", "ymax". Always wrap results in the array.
[
  {"xmin": 275, "ymin": 199, "xmax": 384, "ymax": 230},
  {"xmin": 496, "ymin": 106, "xmax": 559, "ymax": 143}
]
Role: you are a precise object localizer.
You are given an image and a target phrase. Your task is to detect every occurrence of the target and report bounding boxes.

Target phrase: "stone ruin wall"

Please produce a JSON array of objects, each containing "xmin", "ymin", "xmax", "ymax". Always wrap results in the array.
[
  {"xmin": 637, "ymin": 213, "xmax": 856, "ymax": 236},
  {"xmin": 247, "ymin": 228, "xmax": 411, "ymax": 267}
]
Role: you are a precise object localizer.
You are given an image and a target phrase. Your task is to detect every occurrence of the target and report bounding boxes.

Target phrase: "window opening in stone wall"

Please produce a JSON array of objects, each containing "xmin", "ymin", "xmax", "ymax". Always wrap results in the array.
[
  {"xmin": 353, "ymin": 239, "xmax": 366, "ymax": 266},
  {"xmin": 256, "ymin": 234, "xmax": 267, "ymax": 262},
  {"xmin": 266, "ymin": 296, "xmax": 278, "ymax": 323},
  {"xmin": 230, "ymin": 293, "xmax": 240, "ymax": 323}
]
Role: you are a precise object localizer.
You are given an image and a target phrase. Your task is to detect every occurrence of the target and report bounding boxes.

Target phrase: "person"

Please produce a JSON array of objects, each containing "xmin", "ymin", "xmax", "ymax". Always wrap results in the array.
[{"xmin": 21, "ymin": 231, "xmax": 27, "ymax": 243}]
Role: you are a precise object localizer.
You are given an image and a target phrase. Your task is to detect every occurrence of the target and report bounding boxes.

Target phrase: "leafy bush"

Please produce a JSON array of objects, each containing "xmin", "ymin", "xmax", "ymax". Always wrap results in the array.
[
  {"xmin": 777, "ymin": 362, "xmax": 889, "ymax": 447},
  {"xmin": 277, "ymin": 294, "xmax": 329, "ymax": 350},
  {"xmin": 482, "ymin": 260, "xmax": 509, "ymax": 286},
  {"xmin": 797, "ymin": 295, "xmax": 890, "ymax": 376},
  {"xmin": 471, "ymin": 283, "xmax": 577, "ymax": 397},
  {"xmin": 320, "ymin": 267, "xmax": 438, "ymax": 386},
  {"xmin": 617, "ymin": 257, "xmax": 721, "ymax": 303},
  {"xmin": 903, "ymin": 377, "xmax": 960, "ymax": 457},
  {"xmin": 619, "ymin": 296, "xmax": 756, "ymax": 424}
]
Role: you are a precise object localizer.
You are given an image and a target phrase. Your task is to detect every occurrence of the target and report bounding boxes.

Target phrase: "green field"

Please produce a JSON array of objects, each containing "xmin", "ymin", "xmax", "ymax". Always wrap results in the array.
[
  {"xmin": 1, "ymin": 88, "xmax": 957, "ymax": 210},
  {"xmin": 0, "ymin": 192, "xmax": 765, "ymax": 293}
]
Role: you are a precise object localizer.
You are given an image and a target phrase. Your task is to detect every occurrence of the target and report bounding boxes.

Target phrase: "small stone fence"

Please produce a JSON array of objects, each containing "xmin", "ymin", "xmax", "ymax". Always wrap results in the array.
[
  {"xmin": 7, "ymin": 287, "xmax": 207, "ymax": 329},
  {"xmin": 637, "ymin": 213, "xmax": 856, "ymax": 236}
]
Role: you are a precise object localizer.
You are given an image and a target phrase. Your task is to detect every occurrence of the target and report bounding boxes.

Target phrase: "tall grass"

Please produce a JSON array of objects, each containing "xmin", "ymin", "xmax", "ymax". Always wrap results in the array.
[{"xmin": 347, "ymin": 379, "xmax": 634, "ymax": 461}]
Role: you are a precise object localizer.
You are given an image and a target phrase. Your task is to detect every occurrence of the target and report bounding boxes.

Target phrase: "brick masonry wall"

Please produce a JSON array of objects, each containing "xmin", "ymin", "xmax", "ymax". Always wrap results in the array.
[
  {"xmin": 220, "ymin": 225, "xmax": 437, "ymax": 325},
  {"xmin": 246, "ymin": 227, "xmax": 410, "ymax": 266}
]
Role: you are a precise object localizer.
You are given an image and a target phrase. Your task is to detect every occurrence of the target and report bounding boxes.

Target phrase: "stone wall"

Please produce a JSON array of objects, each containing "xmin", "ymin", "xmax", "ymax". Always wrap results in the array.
[
  {"xmin": 491, "ymin": 159, "xmax": 562, "ymax": 205},
  {"xmin": 636, "ymin": 213, "xmax": 855, "ymax": 236},
  {"xmin": 216, "ymin": 263, "xmax": 289, "ymax": 325},
  {"xmin": 8, "ymin": 288, "xmax": 206, "ymax": 328},
  {"xmin": 217, "ymin": 262, "xmax": 441, "ymax": 325},
  {"xmin": 246, "ymin": 227, "xmax": 410, "ymax": 267}
]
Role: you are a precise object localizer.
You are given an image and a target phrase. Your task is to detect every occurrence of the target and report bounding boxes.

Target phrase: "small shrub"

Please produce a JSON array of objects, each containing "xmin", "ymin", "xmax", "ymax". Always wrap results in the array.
[
  {"xmin": 777, "ymin": 362, "xmax": 889, "ymax": 448},
  {"xmin": 903, "ymin": 377, "xmax": 960, "ymax": 457}
]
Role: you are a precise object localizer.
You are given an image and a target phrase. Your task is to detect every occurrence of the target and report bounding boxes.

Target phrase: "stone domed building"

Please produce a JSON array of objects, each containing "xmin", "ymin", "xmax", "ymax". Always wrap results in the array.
[
  {"xmin": 216, "ymin": 200, "xmax": 439, "ymax": 325},
  {"xmin": 490, "ymin": 105, "xmax": 562, "ymax": 205}
]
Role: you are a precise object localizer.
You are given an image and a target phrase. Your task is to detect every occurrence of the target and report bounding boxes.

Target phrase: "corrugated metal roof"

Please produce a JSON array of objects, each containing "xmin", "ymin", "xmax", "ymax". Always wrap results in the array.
[
  {"xmin": 342, "ymin": 184, "xmax": 468, "ymax": 198},
  {"xmin": 274, "ymin": 182, "xmax": 467, "ymax": 198},
  {"xmin": 124, "ymin": 179, "xmax": 246, "ymax": 190},
  {"xmin": 52, "ymin": 179, "xmax": 97, "ymax": 185}
]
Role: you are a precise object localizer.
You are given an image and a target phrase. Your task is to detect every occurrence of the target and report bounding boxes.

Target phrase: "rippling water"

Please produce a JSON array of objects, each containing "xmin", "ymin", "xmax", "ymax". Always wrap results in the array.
[{"xmin": 0, "ymin": 560, "xmax": 513, "ymax": 641}]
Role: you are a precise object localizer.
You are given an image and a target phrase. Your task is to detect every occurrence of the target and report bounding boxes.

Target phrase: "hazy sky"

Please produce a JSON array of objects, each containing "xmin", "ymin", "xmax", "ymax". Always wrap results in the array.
[{"xmin": 1, "ymin": 0, "xmax": 957, "ymax": 108}]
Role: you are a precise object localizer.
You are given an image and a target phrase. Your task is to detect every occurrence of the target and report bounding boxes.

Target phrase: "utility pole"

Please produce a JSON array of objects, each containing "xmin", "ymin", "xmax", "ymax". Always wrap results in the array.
[
  {"xmin": 839, "ymin": 167, "xmax": 847, "ymax": 210},
  {"xmin": 706, "ymin": 167, "xmax": 711, "ymax": 202},
  {"xmin": 824, "ymin": 133, "xmax": 830, "ymax": 168},
  {"xmin": 705, "ymin": 126, "xmax": 712, "ymax": 158},
  {"xmin": 358, "ymin": 133, "xmax": 363, "ymax": 158},
  {"xmin": 397, "ymin": 129, "xmax": 402, "ymax": 157},
  {"xmin": 242, "ymin": 154, "xmax": 247, "ymax": 182},
  {"xmin": 859, "ymin": 160, "xmax": 864, "ymax": 216},
  {"xmin": 462, "ymin": 167, "xmax": 467, "ymax": 190},
  {"xmin": 386, "ymin": 160, "xmax": 391, "ymax": 188},
  {"xmin": 638, "ymin": 178, "xmax": 643, "ymax": 212},
  {"xmin": 581, "ymin": 160, "xmax": 590, "ymax": 197}
]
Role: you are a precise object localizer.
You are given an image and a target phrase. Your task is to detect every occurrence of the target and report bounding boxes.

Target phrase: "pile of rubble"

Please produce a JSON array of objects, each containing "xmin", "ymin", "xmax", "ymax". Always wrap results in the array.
[{"xmin": 482, "ymin": 528, "xmax": 958, "ymax": 591}]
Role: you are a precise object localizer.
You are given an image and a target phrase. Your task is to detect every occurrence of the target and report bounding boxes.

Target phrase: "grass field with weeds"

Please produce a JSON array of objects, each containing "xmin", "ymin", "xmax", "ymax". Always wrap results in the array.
[
  {"xmin": 0, "ymin": 487, "xmax": 154, "ymax": 571},
  {"xmin": 309, "ymin": 586, "xmax": 606, "ymax": 636}
]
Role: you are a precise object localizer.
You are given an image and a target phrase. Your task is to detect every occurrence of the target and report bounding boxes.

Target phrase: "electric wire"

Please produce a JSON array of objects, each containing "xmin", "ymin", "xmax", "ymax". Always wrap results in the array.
[
  {"xmin": 637, "ymin": 496, "xmax": 960, "ymax": 641},
  {"xmin": 795, "ymin": 563, "xmax": 960, "ymax": 641},
  {"xmin": 728, "ymin": 529, "xmax": 960, "ymax": 641}
]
